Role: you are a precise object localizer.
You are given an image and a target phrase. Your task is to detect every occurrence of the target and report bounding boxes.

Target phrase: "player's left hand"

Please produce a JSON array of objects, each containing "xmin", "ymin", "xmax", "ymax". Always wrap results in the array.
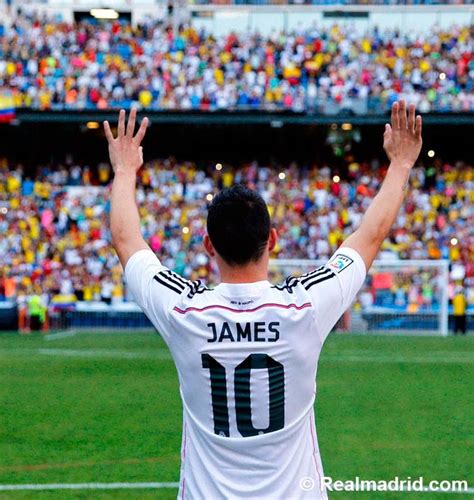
[{"xmin": 104, "ymin": 108, "xmax": 149, "ymax": 174}]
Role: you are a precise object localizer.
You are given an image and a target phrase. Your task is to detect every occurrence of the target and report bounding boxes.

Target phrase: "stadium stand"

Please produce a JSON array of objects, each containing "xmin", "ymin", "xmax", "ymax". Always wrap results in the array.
[
  {"xmin": 0, "ymin": 157, "xmax": 472, "ymax": 313},
  {"xmin": 1, "ymin": 13, "xmax": 472, "ymax": 112}
]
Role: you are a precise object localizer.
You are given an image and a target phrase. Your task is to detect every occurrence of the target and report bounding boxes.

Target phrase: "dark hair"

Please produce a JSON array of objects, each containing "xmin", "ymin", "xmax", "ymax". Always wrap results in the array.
[{"xmin": 207, "ymin": 185, "xmax": 271, "ymax": 266}]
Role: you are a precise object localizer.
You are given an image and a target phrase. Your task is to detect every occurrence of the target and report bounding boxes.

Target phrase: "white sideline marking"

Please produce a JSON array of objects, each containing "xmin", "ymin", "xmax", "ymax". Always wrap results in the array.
[
  {"xmin": 0, "ymin": 482, "xmax": 179, "ymax": 491},
  {"xmin": 322, "ymin": 353, "xmax": 474, "ymax": 364},
  {"xmin": 44, "ymin": 330, "xmax": 78, "ymax": 341},
  {"xmin": 0, "ymin": 483, "xmax": 470, "ymax": 494},
  {"xmin": 37, "ymin": 348, "xmax": 172, "ymax": 360}
]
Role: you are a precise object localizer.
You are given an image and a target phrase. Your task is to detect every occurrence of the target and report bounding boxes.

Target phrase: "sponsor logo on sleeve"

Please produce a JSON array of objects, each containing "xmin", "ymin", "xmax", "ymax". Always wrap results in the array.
[{"xmin": 327, "ymin": 254, "xmax": 354, "ymax": 273}]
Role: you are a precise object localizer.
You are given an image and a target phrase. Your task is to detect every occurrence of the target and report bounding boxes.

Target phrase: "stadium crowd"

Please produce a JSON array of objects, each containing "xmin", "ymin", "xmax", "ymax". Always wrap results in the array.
[
  {"xmin": 0, "ymin": 156, "xmax": 472, "ymax": 311},
  {"xmin": 0, "ymin": 12, "xmax": 473, "ymax": 112}
]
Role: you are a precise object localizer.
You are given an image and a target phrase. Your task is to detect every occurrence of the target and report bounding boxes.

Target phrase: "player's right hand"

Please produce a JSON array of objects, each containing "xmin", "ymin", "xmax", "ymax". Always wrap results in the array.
[
  {"xmin": 104, "ymin": 108, "xmax": 149, "ymax": 174},
  {"xmin": 383, "ymin": 100, "xmax": 422, "ymax": 170}
]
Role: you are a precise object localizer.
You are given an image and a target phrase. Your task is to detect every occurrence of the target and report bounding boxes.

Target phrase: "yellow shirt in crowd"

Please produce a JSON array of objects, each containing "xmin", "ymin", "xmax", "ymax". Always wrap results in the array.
[{"xmin": 453, "ymin": 293, "xmax": 467, "ymax": 316}]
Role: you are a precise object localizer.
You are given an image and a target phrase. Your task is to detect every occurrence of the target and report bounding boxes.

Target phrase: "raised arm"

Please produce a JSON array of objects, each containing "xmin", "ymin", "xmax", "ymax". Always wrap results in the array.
[
  {"xmin": 104, "ymin": 108, "xmax": 150, "ymax": 268},
  {"xmin": 342, "ymin": 100, "xmax": 423, "ymax": 271}
]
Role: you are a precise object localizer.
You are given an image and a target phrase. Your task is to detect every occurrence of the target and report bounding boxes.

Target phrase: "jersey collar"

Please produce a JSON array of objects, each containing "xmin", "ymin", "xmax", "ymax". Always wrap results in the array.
[{"xmin": 214, "ymin": 280, "xmax": 271, "ymax": 294}]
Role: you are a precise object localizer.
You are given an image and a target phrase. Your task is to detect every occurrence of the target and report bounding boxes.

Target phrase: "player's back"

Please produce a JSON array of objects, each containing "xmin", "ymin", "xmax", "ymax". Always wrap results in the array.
[
  {"xmin": 125, "ymin": 247, "xmax": 366, "ymax": 499},
  {"xmin": 170, "ymin": 279, "xmax": 323, "ymax": 498}
]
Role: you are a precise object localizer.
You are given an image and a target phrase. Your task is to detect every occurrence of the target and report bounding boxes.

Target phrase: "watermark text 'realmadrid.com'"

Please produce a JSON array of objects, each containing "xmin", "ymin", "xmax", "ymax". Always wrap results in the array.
[{"xmin": 300, "ymin": 476, "xmax": 469, "ymax": 493}]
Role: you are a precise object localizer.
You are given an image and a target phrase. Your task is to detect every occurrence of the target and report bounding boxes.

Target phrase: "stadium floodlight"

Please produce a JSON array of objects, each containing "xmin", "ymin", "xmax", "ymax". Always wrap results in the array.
[
  {"xmin": 428, "ymin": 150, "xmax": 435, "ymax": 157},
  {"xmin": 90, "ymin": 8, "xmax": 119, "ymax": 20}
]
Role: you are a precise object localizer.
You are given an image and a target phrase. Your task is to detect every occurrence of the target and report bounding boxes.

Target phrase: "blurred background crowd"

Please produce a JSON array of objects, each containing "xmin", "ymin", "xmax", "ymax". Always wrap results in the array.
[
  {"xmin": 1, "ymin": 12, "xmax": 473, "ymax": 112},
  {"xmin": 0, "ymin": 157, "xmax": 472, "ymax": 310}
]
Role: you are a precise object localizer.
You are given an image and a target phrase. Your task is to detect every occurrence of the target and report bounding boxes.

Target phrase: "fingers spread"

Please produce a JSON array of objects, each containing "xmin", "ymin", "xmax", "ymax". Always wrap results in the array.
[
  {"xmin": 399, "ymin": 99, "xmax": 407, "ymax": 129},
  {"xmin": 103, "ymin": 121, "xmax": 114, "ymax": 143},
  {"xmin": 134, "ymin": 117, "xmax": 149, "ymax": 145},
  {"xmin": 126, "ymin": 107, "xmax": 137, "ymax": 137},
  {"xmin": 391, "ymin": 102, "xmax": 400, "ymax": 129},
  {"xmin": 117, "ymin": 109, "xmax": 126, "ymax": 137}
]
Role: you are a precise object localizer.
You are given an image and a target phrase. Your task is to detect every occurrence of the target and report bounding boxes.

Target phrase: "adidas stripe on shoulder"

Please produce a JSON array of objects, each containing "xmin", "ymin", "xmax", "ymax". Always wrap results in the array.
[
  {"xmin": 154, "ymin": 270, "xmax": 213, "ymax": 298},
  {"xmin": 154, "ymin": 272, "xmax": 186, "ymax": 295},
  {"xmin": 273, "ymin": 266, "xmax": 336, "ymax": 293}
]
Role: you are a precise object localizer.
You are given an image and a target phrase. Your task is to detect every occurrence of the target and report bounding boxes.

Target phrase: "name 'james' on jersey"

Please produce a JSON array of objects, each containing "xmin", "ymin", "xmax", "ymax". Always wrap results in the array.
[{"xmin": 125, "ymin": 247, "xmax": 366, "ymax": 500}]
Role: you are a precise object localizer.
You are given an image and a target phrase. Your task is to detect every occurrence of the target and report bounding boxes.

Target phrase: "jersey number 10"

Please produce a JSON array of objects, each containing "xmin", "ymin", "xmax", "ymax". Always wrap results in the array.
[{"xmin": 202, "ymin": 353, "xmax": 285, "ymax": 438}]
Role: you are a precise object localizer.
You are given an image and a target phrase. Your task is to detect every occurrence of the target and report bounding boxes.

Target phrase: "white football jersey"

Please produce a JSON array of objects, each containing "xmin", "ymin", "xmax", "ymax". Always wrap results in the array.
[{"xmin": 125, "ymin": 247, "xmax": 366, "ymax": 499}]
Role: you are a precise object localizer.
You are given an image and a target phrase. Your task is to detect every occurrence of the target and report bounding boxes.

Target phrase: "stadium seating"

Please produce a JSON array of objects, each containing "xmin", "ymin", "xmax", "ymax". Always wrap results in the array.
[
  {"xmin": 0, "ymin": 157, "xmax": 472, "ymax": 308},
  {"xmin": 1, "ymin": 13, "xmax": 472, "ymax": 112}
]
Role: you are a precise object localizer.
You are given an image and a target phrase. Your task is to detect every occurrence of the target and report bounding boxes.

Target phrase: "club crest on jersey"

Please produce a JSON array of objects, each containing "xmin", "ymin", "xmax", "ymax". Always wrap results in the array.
[{"xmin": 327, "ymin": 254, "xmax": 353, "ymax": 273}]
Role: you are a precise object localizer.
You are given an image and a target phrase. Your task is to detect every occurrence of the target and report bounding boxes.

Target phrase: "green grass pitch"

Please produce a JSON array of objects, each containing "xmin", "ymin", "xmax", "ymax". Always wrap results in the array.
[{"xmin": 0, "ymin": 331, "xmax": 472, "ymax": 499}]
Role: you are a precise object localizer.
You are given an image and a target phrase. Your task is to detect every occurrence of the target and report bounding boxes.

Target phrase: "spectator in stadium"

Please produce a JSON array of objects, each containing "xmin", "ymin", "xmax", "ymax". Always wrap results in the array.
[
  {"xmin": 27, "ymin": 292, "xmax": 46, "ymax": 332},
  {"xmin": 452, "ymin": 284, "xmax": 468, "ymax": 334}
]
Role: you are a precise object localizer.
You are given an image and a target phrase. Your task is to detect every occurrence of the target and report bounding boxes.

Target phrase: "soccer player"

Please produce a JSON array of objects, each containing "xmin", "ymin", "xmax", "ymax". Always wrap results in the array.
[{"xmin": 104, "ymin": 100, "xmax": 422, "ymax": 499}]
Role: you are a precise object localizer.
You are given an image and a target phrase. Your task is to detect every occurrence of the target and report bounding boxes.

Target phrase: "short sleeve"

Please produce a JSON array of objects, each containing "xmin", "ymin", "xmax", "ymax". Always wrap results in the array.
[
  {"xmin": 303, "ymin": 247, "xmax": 366, "ymax": 343},
  {"xmin": 124, "ymin": 249, "xmax": 186, "ymax": 341}
]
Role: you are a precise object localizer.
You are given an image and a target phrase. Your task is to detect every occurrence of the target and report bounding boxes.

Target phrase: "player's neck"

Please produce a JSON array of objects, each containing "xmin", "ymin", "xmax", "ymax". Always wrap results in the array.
[{"xmin": 217, "ymin": 257, "xmax": 269, "ymax": 284}]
